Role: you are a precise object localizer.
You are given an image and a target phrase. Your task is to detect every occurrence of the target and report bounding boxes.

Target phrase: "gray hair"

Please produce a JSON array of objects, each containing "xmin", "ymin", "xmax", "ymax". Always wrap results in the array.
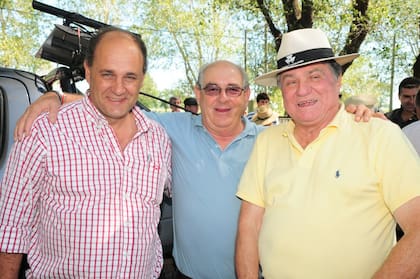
[
  {"xmin": 326, "ymin": 60, "xmax": 342, "ymax": 78},
  {"xmin": 196, "ymin": 60, "xmax": 249, "ymax": 89}
]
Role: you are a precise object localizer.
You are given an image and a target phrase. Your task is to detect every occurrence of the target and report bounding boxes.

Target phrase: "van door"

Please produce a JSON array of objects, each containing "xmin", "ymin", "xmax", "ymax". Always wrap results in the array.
[{"xmin": 0, "ymin": 69, "xmax": 45, "ymax": 178}]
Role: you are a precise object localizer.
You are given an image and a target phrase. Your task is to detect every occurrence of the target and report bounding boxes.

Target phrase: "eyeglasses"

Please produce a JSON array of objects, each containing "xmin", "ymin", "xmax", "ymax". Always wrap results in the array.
[{"xmin": 201, "ymin": 84, "xmax": 245, "ymax": 97}]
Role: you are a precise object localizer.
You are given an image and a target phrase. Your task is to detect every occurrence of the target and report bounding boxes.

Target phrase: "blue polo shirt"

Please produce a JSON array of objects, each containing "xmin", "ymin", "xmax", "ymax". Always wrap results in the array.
[{"xmin": 147, "ymin": 111, "xmax": 262, "ymax": 278}]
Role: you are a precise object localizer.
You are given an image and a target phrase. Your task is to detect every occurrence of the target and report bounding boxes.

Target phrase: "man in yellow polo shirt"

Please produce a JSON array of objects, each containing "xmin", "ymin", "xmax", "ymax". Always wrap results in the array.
[{"xmin": 235, "ymin": 28, "xmax": 420, "ymax": 279}]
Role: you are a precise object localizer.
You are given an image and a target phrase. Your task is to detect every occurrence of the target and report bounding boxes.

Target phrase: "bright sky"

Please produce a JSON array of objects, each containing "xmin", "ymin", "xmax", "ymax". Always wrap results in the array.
[{"xmin": 149, "ymin": 68, "xmax": 184, "ymax": 91}]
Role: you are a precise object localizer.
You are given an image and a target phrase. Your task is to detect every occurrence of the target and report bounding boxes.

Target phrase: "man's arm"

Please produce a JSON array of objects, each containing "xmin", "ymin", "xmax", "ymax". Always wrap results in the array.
[
  {"xmin": 373, "ymin": 196, "xmax": 420, "ymax": 278},
  {"xmin": 14, "ymin": 92, "xmax": 83, "ymax": 141},
  {"xmin": 0, "ymin": 253, "xmax": 23, "ymax": 279},
  {"xmin": 14, "ymin": 95, "xmax": 382, "ymax": 141},
  {"xmin": 235, "ymin": 200, "xmax": 265, "ymax": 279}
]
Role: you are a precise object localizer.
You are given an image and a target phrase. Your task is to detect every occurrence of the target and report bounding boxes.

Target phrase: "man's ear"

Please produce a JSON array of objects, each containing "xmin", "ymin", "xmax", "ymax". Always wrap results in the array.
[
  {"xmin": 244, "ymin": 87, "xmax": 251, "ymax": 101},
  {"xmin": 194, "ymin": 85, "xmax": 201, "ymax": 103},
  {"xmin": 84, "ymin": 61, "xmax": 91, "ymax": 84}
]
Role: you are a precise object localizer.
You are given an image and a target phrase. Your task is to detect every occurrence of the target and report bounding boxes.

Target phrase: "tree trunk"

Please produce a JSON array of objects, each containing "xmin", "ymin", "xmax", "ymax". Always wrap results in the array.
[
  {"xmin": 414, "ymin": 54, "xmax": 420, "ymax": 78},
  {"xmin": 340, "ymin": 0, "xmax": 369, "ymax": 73}
]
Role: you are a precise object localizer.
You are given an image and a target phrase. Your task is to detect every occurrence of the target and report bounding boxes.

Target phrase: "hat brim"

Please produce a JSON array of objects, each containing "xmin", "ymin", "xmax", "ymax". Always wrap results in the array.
[{"xmin": 254, "ymin": 54, "xmax": 359, "ymax": 87}]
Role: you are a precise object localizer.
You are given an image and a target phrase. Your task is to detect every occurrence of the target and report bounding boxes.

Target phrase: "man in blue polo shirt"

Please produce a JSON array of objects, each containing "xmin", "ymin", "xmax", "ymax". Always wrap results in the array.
[{"xmin": 148, "ymin": 61, "xmax": 262, "ymax": 278}]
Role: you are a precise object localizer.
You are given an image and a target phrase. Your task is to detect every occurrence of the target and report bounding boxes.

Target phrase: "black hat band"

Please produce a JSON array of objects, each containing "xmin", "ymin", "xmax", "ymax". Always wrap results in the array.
[{"xmin": 277, "ymin": 48, "xmax": 334, "ymax": 69}]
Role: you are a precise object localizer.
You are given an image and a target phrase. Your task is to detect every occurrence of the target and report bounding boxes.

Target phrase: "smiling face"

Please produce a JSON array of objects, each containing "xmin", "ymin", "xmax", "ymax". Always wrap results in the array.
[
  {"xmin": 278, "ymin": 62, "xmax": 341, "ymax": 130},
  {"xmin": 84, "ymin": 31, "xmax": 145, "ymax": 126},
  {"xmin": 194, "ymin": 61, "xmax": 250, "ymax": 137}
]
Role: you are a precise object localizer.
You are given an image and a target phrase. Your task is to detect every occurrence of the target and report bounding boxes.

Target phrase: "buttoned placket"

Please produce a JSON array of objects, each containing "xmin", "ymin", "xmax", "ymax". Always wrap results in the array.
[{"xmin": 95, "ymin": 119, "xmax": 134, "ymax": 276}]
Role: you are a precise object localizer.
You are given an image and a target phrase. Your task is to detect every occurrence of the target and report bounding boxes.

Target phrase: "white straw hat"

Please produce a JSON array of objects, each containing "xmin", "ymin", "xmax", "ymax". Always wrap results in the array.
[{"xmin": 254, "ymin": 28, "xmax": 359, "ymax": 87}]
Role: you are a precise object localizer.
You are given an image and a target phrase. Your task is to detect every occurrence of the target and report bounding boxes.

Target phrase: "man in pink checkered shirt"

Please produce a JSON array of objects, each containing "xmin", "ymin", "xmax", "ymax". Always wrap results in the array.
[{"xmin": 0, "ymin": 27, "xmax": 172, "ymax": 278}]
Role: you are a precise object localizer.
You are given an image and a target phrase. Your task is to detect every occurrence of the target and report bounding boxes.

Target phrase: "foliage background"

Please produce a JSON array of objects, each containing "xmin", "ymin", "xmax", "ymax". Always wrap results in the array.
[{"xmin": 0, "ymin": 0, "xmax": 419, "ymax": 113}]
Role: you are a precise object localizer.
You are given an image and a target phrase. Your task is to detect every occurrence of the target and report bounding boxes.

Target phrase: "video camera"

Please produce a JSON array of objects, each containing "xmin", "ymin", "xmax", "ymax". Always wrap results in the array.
[
  {"xmin": 33, "ymin": 1, "xmax": 141, "ymax": 93},
  {"xmin": 32, "ymin": 1, "xmax": 163, "ymax": 113}
]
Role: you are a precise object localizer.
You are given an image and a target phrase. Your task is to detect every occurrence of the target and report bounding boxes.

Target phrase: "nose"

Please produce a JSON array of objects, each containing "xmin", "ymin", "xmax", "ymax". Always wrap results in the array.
[
  {"xmin": 217, "ymin": 88, "xmax": 229, "ymax": 101},
  {"xmin": 296, "ymin": 81, "xmax": 311, "ymax": 96},
  {"xmin": 112, "ymin": 78, "xmax": 125, "ymax": 95}
]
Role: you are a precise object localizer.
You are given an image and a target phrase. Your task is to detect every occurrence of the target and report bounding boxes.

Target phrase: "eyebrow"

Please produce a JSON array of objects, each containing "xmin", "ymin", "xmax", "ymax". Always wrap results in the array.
[
  {"xmin": 100, "ymin": 69, "xmax": 114, "ymax": 74},
  {"xmin": 279, "ymin": 73, "xmax": 294, "ymax": 81},
  {"xmin": 280, "ymin": 67, "xmax": 324, "ymax": 79},
  {"xmin": 308, "ymin": 68, "xmax": 324, "ymax": 74},
  {"xmin": 204, "ymin": 82, "xmax": 241, "ymax": 87}
]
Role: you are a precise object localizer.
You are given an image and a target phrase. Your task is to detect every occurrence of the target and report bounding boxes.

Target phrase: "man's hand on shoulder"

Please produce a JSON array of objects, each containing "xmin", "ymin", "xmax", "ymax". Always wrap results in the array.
[
  {"xmin": 345, "ymin": 104, "xmax": 388, "ymax": 122},
  {"xmin": 14, "ymin": 91, "xmax": 62, "ymax": 141}
]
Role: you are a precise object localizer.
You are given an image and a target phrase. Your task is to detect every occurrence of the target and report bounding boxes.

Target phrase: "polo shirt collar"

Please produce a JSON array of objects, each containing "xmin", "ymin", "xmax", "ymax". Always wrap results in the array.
[{"xmin": 284, "ymin": 104, "xmax": 345, "ymax": 136}]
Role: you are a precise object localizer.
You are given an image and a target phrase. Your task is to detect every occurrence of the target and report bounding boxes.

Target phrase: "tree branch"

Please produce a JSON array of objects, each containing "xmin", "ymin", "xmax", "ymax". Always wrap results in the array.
[
  {"xmin": 340, "ymin": 0, "xmax": 370, "ymax": 73},
  {"xmin": 300, "ymin": 0, "xmax": 314, "ymax": 28},
  {"xmin": 413, "ymin": 54, "xmax": 420, "ymax": 78},
  {"xmin": 282, "ymin": 0, "xmax": 297, "ymax": 31},
  {"xmin": 256, "ymin": 0, "xmax": 282, "ymax": 50}
]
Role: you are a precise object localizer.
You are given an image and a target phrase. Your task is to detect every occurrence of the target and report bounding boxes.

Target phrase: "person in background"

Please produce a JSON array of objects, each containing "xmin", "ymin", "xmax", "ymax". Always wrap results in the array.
[
  {"xmin": 251, "ymin": 92, "xmax": 279, "ymax": 126},
  {"xmin": 385, "ymin": 77, "xmax": 420, "ymax": 128},
  {"xmin": 235, "ymin": 28, "xmax": 420, "ymax": 279},
  {"xmin": 14, "ymin": 59, "xmax": 378, "ymax": 279},
  {"xmin": 169, "ymin": 96, "xmax": 182, "ymax": 112},
  {"xmin": 384, "ymin": 77, "xmax": 420, "ymax": 240},
  {"xmin": 183, "ymin": 97, "xmax": 199, "ymax": 114},
  {"xmin": 403, "ymin": 89, "xmax": 420, "ymax": 156},
  {"xmin": 255, "ymin": 92, "xmax": 270, "ymax": 106},
  {"xmin": 0, "ymin": 27, "xmax": 172, "ymax": 278}
]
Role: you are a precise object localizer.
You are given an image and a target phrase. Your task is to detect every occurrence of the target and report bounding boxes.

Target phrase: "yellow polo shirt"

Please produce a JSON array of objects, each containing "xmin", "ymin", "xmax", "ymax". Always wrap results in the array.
[{"xmin": 237, "ymin": 106, "xmax": 420, "ymax": 279}]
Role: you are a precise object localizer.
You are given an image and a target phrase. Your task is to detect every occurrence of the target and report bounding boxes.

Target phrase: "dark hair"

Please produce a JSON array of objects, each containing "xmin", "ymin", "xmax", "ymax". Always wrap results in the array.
[
  {"xmin": 256, "ymin": 92, "xmax": 270, "ymax": 102},
  {"xmin": 416, "ymin": 89, "xmax": 420, "ymax": 107},
  {"xmin": 277, "ymin": 60, "xmax": 342, "ymax": 87},
  {"xmin": 398, "ymin": 77, "xmax": 420, "ymax": 96},
  {"xmin": 85, "ymin": 26, "xmax": 148, "ymax": 74},
  {"xmin": 184, "ymin": 97, "xmax": 198, "ymax": 106},
  {"xmin": 326, "ymin": 60, "xmax": 342, "ymax": 78}
]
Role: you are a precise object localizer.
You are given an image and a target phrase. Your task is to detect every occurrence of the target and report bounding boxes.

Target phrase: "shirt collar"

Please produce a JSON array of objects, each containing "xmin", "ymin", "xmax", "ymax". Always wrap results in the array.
[
  {"xmin": 82, "ymin": 97, "xmax": 153, "ymax": 133},
  {"xmin": 284, "ymin": 104, "xmax": 344, "ymax": 137}
]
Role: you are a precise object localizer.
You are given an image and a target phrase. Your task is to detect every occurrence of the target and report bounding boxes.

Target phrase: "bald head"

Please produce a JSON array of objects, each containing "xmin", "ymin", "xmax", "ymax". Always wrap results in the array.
[{"xmin": 85, "ymin": 27, "xmax": 148, "ymax": 74}]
